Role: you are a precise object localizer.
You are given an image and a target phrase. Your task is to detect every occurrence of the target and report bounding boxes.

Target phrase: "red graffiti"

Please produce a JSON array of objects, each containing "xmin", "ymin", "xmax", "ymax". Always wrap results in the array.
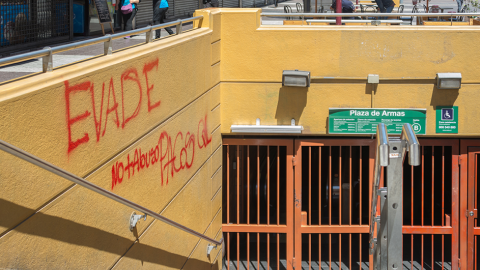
[
  {"xmin": 65, "ymin": 81, "xmax": 92, "ymax": 153},
  {"xmin": 65, "ymin": 60, "xmax": 161, "ymax": 154},
  {"xmin": 143, "ymin": 59, "xmax": 161, "ymax": 112},
  {"xmin": 111, "ymin": 116, "xmax": 211, "ymax": 189}
]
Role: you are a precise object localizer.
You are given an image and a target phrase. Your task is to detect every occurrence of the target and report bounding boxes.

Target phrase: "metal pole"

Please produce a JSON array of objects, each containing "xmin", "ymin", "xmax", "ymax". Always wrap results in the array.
[
  {"xmin": 0, "ymin": 139, "xmax": 223, "ymax": 246},
  {"xmin": 335, "ymin": 0, "xmax": 342, "ymax": 24},
  {"xmin": 69, "ymin": 0, "xmax": 74, "ymax": 40},
  {"xmin": 385, "ymin": 138, "xmax": 404, "ymax": 270}
]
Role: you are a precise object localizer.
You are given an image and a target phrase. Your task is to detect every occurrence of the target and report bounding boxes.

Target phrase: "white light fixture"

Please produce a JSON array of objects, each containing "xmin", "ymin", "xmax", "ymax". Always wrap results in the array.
[
  {"xmin": 436, "ymin": 73, "xmax": 462, "ymax": 89},
  {"xmin": 282, "ymin": 70, "xmax": 310, "ymax": 87},
  {"xmin": 231, "ymin": 118, "xmax": 303, "ymax": 134}
]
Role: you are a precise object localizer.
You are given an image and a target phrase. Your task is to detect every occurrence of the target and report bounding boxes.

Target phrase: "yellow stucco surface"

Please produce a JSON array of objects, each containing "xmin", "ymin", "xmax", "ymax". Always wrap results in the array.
[
  {"xmin": 219, "ymin": 9, "xmax": 480, "ymax": 136},
  {"xmin": 0, "ymin": 12, "xmax": 222, "ymax": 269}
]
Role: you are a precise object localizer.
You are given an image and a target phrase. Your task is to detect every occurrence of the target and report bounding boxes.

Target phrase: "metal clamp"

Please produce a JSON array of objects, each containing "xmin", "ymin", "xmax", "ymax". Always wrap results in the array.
[
  {"xmin": 129, "ymin": 212, "xmax": 147, "ymax": 231},
  {"xmin": 371, "ymin": 20, "xmax": 381, "ymax": 26},
  {"xmin": 104, "ymin": 35, "xmax": 113, "ymax": 55},
  {"xmin": 207, "ymin": 243, "xmax": 217, "ymax": 256},
  {"xmin": 42, "ymin": 47, "xmax": 53, "ymax": 73},
  {"xmin": 176, "ymin": 21, "xmax": 183, "ymax": 35}
]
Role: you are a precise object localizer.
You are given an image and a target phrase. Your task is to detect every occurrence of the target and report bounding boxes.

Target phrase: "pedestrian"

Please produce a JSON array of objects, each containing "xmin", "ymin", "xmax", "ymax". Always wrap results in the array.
[
  {"xmin": 455, "ymin": 0, "xmax": 463, "ymax": 12},
  {"xmin": 204, "ymin": 0, "xmax": 219, "ymax": 8},
  {"xmin": 374, "ymin": 0, "xmax": 395, "ymax": 19},
  {"xmin": 330, "ymin": 0, "xmax": 356, "ymax": 19},
  {"xmin": 117, "ymin": 0, "xmax": 140, "ymax": 38},
  {"xmin": 153, "ymin": 0, "xmax": 174, "ymax": 38}
]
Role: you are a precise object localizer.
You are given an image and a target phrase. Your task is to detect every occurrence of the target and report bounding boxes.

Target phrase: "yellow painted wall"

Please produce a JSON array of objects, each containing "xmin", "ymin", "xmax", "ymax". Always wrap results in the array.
[
  {"xmin": 218, "ymin": 9, "xmax": 480, "ymax": 136},
  {"xmin": 0, "ymin": 14, "xmax": 222, "ymax": 270}
]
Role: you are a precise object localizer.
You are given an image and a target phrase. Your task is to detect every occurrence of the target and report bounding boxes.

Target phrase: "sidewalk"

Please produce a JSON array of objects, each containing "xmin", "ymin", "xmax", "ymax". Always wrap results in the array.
[{"xmin": 0, "ymin": 24, "xmax": 193, "ymax": 83}]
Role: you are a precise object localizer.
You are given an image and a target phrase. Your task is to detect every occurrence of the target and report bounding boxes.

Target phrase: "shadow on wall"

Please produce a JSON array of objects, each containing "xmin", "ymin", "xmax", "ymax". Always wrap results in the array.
[
  {"xmin": 430, "ymin": 86, "xmax": 459, "ymax": 107},
  {"xmin": 0, "ymin": 199, "xmax": 217, "ymax": 269},
  {"xmin": 275, "ymin": 86, "xmax": 308, "ymax": 125}
]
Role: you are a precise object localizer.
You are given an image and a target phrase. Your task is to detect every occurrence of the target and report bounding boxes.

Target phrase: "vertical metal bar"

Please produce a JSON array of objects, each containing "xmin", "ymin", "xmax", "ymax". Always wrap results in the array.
[
  {"xmin": 69, "ymin": 0, "xmax": 73, "ymax": 40},
  {"xmin": 277, "ymin": 146, "xmax": 280, "ymax": 226},
  {"xmin": 349, "ymin": 233, "xmax": 352, "ymax": 270},
  {"xmin": 319, "ymin": 234, "xmax": 322, "ymax": 270},
  {"xmin": 247, "ymin": 233, "xmax": 250, "ymax": 270},
  {"xmin": 248, "ymin": 147, "xmax": 250, "ymax": 226},
  {"xmin": 237, "ymin": 145, "xmax": 240, "ymax": 225},
  {"xmin": 319, "ymin": 147, "xmax": 322, "ymax": 270},
  {"xmin": 350, "ymin": 147, "xmax": 352, "ymax": 226},
  {"xmin": 422, "ymin": 146, "xmax": 424, "ymax": 270},
  {"xmin": 330, "ymin": 146, "xmax": 332, "ymax": 226},
  {"xmin": 237, "ymin": 233, "xmax": 239, "ymax": 269},
  {"xmin": 320, "ymin": 147, "xmax": 322, "ymax": 225},
  {"xmin": 432, "ymin": 147, "xmax": 434, "ymax": 270},
  {"xmin": 309, "ymin": 233, "xmax": 312, "ymax": 270},
  {"xmin": 340, "ymin": 147, "xmax": 342, "ymax": 225},
  {"xmin": 227, "ymin": 146, "xmax": 230, "ymax": 225},
  {"xmin": 411, "ymin": 163, "xmax": 414, "ymax": 270},
  {"xmin": 309, "ymin": 147, "xmax": 312, "ymax": 226},
  {"xmin": 257, "ymin": 146, "xmax": 260, "ymax": 270},
  {"xmin": 268, "ymin": 233, "xmax": 270, "ymax": 270},
  {"xmin": 339, "ymin": 234, "xmax": 342, "ymax": 270},
  {"xmin": 257, "ymin": 146, "xmax": 260, "ymax": 225},
  {"xmin": 359, "ymin": 233, "xmax": 362, "ymax": 270},
  {"xmin": 442, "ymin": 146, "xmax": 444, "ymax": 270},
  {"xmin": 329, "ymin": 233, "xmax": 332, "ymax": 270},
  {"xmin": 257, "ymin": 233, "xmax": 260, "ymax": 270},
  {"xmin": 360, "ymin": 146, "xmax": 362, "ymax": 226},
  {"xmin": 268, "ymin": 147, "xmax": 270, "ymax": 226},
  {"xmin": 228, "ymin": 232, "xmax": 230, "ymax": 270},
  {"xmin": 277, "ymin": 233, "xmax": 280, "ymax": 270}
]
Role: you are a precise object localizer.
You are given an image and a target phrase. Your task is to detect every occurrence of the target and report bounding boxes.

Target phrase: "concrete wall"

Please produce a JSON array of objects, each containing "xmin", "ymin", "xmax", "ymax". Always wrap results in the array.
[
  {"xmin": 219, "ymin": 9, "xmax": 480, "ymax": 136},
  {"xmin": 0, "ymin": 11, "xmax": 222, "ymax": 269}
]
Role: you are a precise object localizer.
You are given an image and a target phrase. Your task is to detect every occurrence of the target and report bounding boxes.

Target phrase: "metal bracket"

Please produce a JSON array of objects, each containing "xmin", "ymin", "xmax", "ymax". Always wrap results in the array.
[
  {"xmin": 371, "ymin": 20, "xmax": 382, "ymax": 26},
  {"xmin": 146, "ymin": 25, "xmax": 154, "ymax": 43},
  {"xmin": 207, "ymin": 243, "xmax": 217, "ymax": 256},
  {"xmin": 104, "ymin": 35, "xmax": 113, "ymax": 55},
  {"xmin": 42, "ymin": 47, "xmax": 53, "ymax": 73},
  {"xmin": 129, "ymin": 211, "xmax": 147, "ymax": 231},
  {"xmin": 176, "ymin": 22, "xmax": 183, "ymax": 35}
]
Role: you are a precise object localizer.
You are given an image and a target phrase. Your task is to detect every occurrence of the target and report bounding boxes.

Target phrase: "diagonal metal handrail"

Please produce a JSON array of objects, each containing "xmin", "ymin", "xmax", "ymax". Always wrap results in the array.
[
  {"xmin": 0, "ymin": 139, "xmax": 222, "ymax": 246},
  {"xmin": 368, "ymin": 123, "xmax": 389, "ymax": 253}
]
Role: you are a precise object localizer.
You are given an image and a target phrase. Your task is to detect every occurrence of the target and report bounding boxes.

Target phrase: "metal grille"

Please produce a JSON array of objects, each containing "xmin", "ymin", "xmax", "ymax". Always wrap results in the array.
[
  {"xmin": 222, "ymin": 139, "xmax": 294, "ymax": 270},
  {"xmin": 0, "ymin": 0, "xmax": 71, "ymax": 53},
  {"xmin": 402, "ymin": 140, "xmax": 459, "ymax": 270},
  {"xmin": 295, "ymin": 140, "xmax": 375, "ymax": 269}
]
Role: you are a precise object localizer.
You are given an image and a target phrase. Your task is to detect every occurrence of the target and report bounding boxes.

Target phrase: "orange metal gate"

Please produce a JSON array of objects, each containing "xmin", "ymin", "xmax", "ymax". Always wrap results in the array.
[
  {"xmin": 223, "ymin": 137, "xmax": 463, "ymax": 270},
  {"xmin": 294, "ymin": 139, "xmax": 375, "ymax": 270},
  {"xmin": 461, "ymin": 140, "xmax": 480, "ymax": 270},
  {"xmin": 222, "ymin": 139, "xmax": 294, "ymax": 270}
]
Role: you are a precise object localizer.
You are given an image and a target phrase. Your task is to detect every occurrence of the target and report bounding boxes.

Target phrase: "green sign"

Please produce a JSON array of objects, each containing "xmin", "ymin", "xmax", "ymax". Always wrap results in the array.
[
  {"xmin": 329, "ymin": 108, "xmax": 426, "ymax": 135},
  {"xmin": 436, "ymin": 106, "xmax": 458, "ymax": 133}
]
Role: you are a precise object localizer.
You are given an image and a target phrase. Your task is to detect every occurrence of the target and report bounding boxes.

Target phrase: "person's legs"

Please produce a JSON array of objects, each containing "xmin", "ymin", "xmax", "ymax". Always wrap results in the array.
[
  {"xmin": 153, "ymin": 1, "xmax": 162, "ymax": 38},
  {"xmin": 385, "ymin": 5, "xmax": 394, "ymax": 19},
  {"xmin": 456, "ymin": 0, "xmax": 463, "ymax": 12},
  {"xmin": 122, "ymin": 9, "xmax": 137, "ymax": 31},
  {"xmin": 159, "ymin": 7, "xmax": 174, "ymax": 35}
]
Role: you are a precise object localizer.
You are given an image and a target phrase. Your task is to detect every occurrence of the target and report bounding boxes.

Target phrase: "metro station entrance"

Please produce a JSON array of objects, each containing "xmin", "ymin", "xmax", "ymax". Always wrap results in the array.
[{"xmin": 222, "ymin": 137, "xmax": 467, "ymax": 270}]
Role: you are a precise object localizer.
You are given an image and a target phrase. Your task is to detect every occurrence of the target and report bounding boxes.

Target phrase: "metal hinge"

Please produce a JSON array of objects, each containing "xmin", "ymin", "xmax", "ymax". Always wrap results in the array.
[
  {"xmin": 292, "ymin": 258, "xmax": 296, "ymax": 269},
  {"xmin": 458, "ymin": 258, "xmax": 461, "ymax": 270},
  {"xmin": 292, "ymin": 157, "xmax": 297, "ymax": 166}
]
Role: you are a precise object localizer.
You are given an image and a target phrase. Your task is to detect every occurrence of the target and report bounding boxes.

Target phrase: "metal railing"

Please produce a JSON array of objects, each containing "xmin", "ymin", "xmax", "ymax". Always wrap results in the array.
[
  {"xmin": 261, "ymin": 12, "xmax": 480, "ymax": 25},
  {"xmin": 368, "ymin": 123, "xmax": 420, "ymax": 269},
  {"xmin": 0, "ymin": 138, "xmax": 223, "ymax": 254},
  {"xmin": 0, "ymin": 16, "xmax": 203, "ymax": 73}
]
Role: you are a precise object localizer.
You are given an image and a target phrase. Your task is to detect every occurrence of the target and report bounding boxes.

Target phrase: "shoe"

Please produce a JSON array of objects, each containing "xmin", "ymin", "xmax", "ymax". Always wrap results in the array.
[{"xmin": 124, "ymin": 36, "xmax": 131, "ymax": 39}]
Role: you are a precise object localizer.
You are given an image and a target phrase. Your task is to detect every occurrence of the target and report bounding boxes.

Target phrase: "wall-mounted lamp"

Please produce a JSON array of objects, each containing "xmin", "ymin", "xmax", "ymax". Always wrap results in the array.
[
  {"xmin": 231, "ymin": 118, "xmax": 303, "ymax": 134},
  {"xmin": 282, "ymin": 70, "xmax": 311, "ymax": 87},
  {"xmin": 436, "ymin": 73, "xmax": 462, "ymax": 89}
]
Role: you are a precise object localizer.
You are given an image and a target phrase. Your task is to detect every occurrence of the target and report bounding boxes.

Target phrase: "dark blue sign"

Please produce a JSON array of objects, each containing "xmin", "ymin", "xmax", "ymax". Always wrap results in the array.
[{"xmin": 441, "ymin": 108, "xmax": 454, "ymax": 120}]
